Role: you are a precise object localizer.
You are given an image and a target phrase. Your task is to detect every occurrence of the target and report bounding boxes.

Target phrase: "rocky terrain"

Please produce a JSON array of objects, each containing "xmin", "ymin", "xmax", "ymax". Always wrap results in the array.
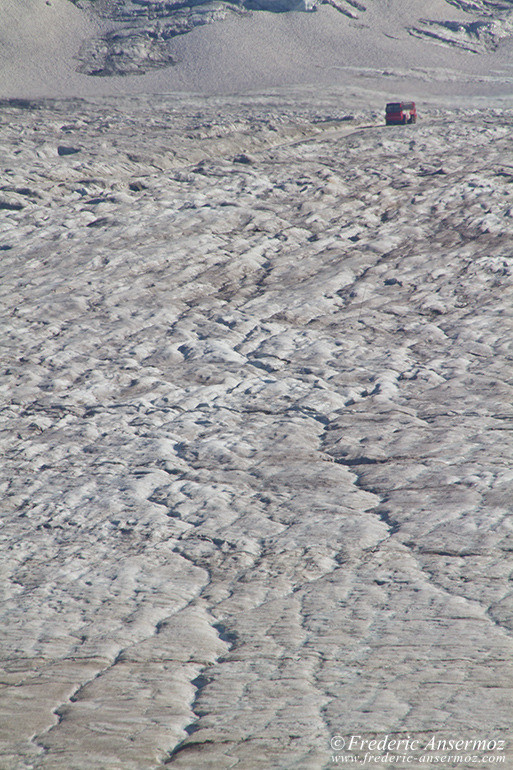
[
  {"xmin": 66, "ymin": 0, "xmax": 513, "ymax": 75},
  {"xmin": 69, "ymin": 0, "xmax": 369, "ymax": 77},
  {"xmin": 1, "ymin": 92, "xmax": 513, "ymax": 769},
  {"xmin": 5, "ymin": 0, "xmax": 513, "ymax": 96}
]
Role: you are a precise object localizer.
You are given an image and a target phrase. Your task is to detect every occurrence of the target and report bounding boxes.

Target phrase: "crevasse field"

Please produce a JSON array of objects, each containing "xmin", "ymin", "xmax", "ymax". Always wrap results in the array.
[{"xmin": 1, "ymin": 91, "xmax": 513, "ymax": 768}]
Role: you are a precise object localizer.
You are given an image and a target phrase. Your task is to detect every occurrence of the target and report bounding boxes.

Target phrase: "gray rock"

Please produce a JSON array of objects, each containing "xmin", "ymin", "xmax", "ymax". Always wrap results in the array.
[
  {"xmin": 76, "ymin": 4, "xmax": 248, "ymax": 76},
  {"xmin": 57, "ymin": 145, "xmax": 81, "ymax": 155},
  {"xmin": 72, "ymin": 0, "xmax": 368, "ymax": 75}
]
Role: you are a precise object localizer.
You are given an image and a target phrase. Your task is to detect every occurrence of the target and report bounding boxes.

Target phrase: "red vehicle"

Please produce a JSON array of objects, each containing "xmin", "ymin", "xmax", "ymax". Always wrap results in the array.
[{"xmin": 385, "ymin": 101, "xmax": 417, "ymax": 125}]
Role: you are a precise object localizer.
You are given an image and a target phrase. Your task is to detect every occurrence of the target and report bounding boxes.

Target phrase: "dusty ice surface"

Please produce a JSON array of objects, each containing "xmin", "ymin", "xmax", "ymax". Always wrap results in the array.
[{"xmin": 1, "ymin": 93, "xmax": 513, "ymax": 768}]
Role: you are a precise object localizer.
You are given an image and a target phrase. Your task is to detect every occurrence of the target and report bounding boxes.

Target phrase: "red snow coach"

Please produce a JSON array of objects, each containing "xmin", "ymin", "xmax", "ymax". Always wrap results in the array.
[{"xmin": 385, "ymin": 101, "xmax": 417, "ymax": 125}]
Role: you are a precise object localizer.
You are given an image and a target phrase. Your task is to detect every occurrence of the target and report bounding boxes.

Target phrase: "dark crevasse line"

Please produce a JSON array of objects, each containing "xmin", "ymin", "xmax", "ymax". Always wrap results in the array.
[
  {"xmin": 31, "ymin": 649, "xmax": 125, "ymax": 759},
  {"xmin": 162, "ymin": 622, "xmax": 238, "ymax": 765}
]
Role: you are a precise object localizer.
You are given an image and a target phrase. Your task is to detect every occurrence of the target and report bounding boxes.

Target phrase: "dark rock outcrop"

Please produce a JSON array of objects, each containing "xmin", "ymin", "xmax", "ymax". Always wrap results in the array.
[{"xmin": 72, "ymin": 0, "xmax": 368, "ymax": 75}]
